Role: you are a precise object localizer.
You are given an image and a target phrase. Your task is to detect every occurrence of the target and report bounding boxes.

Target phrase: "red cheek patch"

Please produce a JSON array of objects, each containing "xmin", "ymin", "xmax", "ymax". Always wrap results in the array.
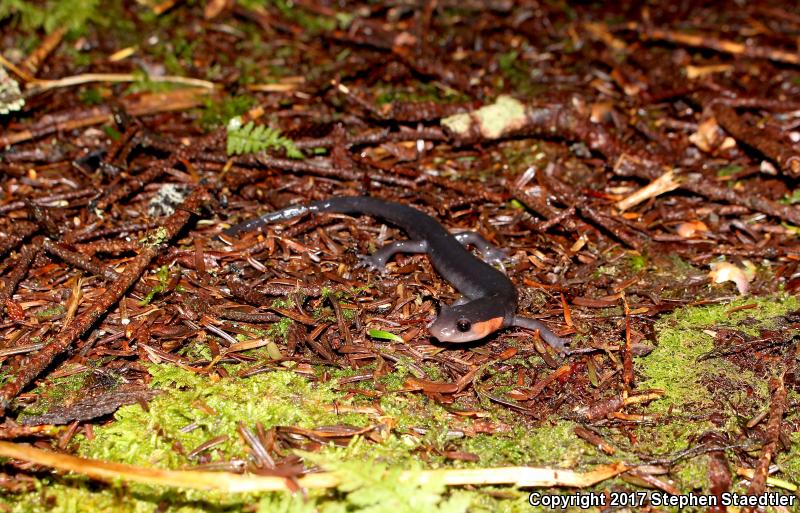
[{"xmin": 471, "ymin": 317, "xmax": 504, "ymax": 338}]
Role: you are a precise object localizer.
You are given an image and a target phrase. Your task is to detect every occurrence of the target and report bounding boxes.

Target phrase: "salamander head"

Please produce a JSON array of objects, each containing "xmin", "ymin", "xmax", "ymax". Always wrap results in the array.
[{"xmin": 428, "ymin": 299, "xmax": 508, "ymax": 343}]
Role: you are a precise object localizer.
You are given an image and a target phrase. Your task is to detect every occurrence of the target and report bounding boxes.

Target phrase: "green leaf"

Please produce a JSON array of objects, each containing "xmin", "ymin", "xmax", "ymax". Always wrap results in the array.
[
  {"xmin": 782, "ymin": 222, "xmax": 800, "ymax": 236},
  {"xmin": 780, "ymin": 189, "xmax": 800, "ymax": 205},
  {"xmin": 368, "ymin": 329, "xmax": 404, "ymax": 343},
  {"xmin": 266, "ymin": 340, "xmax": 283, "ymax": 360}
]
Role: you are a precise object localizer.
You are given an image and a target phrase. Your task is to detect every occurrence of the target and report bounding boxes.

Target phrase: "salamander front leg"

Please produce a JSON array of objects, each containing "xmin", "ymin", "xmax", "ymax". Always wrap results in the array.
[
  {"xmin": 512, "ymin": 315, "xmax": 569, "ymax": 352},
  {"xmin": 453, "ymin": 232, "xmax": 509, "ymax": 267},
  {"xmin": 357, "ymin": 240, "xmax": 429, "ymax": 274}
]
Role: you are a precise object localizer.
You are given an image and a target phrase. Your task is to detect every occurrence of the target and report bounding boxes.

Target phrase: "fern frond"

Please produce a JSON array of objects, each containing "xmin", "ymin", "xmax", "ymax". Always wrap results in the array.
[
  {"xmin": 0, "ymin": 0, "xmax": 101, "ymax": 33},
  {"xmin": 226, "ymin": 120, "xmax": 303, "ymax": 159}
]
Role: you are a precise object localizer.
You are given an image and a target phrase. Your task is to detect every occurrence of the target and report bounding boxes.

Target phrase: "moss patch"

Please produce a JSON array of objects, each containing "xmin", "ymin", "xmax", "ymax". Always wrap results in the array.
[
  {"xmin": 633, "ymin": 296, "xmax": 798, "ymax": 487},
  {"xmin": 461, "ymin": 421, "xmax": 596, "ymax": 469},
  {"xmin": 15, "ymin": 366, "xmax": 93, "ymax": 421},
  {"xmin": 638, "ymin": 296, "xmax": 796, "ymax": 416},
  {"xmin": 79, "ymin": 365, "xmax": 367, "ymax": 466}
]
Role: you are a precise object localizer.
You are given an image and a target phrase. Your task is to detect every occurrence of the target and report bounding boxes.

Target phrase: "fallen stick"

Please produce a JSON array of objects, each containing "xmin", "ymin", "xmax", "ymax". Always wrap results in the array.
[
  {"xmin": 0, "ymin": 88, "xmax": 212, "ymax": 146},
  {"xmin": 0, "ymin": 440, "xmax": 629, "ymax": 492},
  {"xmin": 628, "ymin": 25, "xmax": 800, "ymax": 66},
  {"xmin": 27, "ymin": 72, "xmax": 217, "ymax": 93}
]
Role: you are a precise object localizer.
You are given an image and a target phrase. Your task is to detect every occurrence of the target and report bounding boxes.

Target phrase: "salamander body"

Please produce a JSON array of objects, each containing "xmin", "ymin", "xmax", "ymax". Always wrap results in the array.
[{"xmin": 225, "ymin": 196, "xmax": 567, "ymax": 350}]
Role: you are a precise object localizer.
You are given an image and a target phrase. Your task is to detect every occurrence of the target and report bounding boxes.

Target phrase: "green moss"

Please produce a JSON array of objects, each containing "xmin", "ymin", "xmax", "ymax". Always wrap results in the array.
[
  {"xmin": 665, "ymin": 254, "xmax": 701, "ymax": 277},
  {"xmin": 78, "ymin": 87, "xmax": 105, "ymax": 106},
  {"xmin": 267, "ymin": 317, "xmax": 293, "ymax": 340},
  {"xmin": 376, "ymin": 359, "xmax": 420, "ymax": 391},
  {"xmin": 17, "ymin": 367, "xmax": 92, "ymax": 420},
  {"xmin": 236, "ymin": 324, "xmax": 270, "ymax": 340},
  {"xmin": 198, "ymin": 95, "xmax": 256, "ymax": 131},
  {"xmin": 340, "ymin": 307, "xmax": 357, "ymax": 322},
  {"xmin": 139, "ymin": 227, "xmax": 169, "ymax": 247},
  {"xmin": 178, "ymin": 339, "xmax": 213, "ymax": 361},
  {"xmin": 302, "ymin": 456, "xmax": 473, "ymax": 513},
  {"xmin": 4, "ymin": 363, "xmax": 495, "ymax": 511},
  {"xmin": 312, "ymin": 305, "xmax": 334, "ymax": 322},
  {"xmin": 466, "ymin": 489, "xmax": 531, "ymax": 513},
  {"xmin": 373, "ymin": 81, "xmax": 467, "ymax": 106},
  {"xmin": 5, "ymin": 479, "xmax": 192, "ymax": 513},
  {"xmin": 328, "ymin": 365, "xmax": 375, "ymax": 384},
  {"xmin": 496, "ymin": 50, "xmax": 539, "ymax": 94},
  {"xmin": 147, "ymin": 363, "xmax": 207, "ymax": 390},
  {"xmin": 780, "ymin": 431, "xmax": 800, "ymax": 484},
  {"xmin": 378, "ymin": 389, "xmax": 451, "ymax": 436},
  {"xmin": 80, "ymin": 365, "xmax": 368, "ymax": 466},
  {"xmin": 640, "ymin": 297, "xmax": 795, "ymax": 413},
  {"xmin": 35, "ymin": 304, "xmax": 66, "ymax": 319},
  {"xmin": 627, "ymin": 253, "xmax": 647, "ymax": 272},
  {"xmin": 462, "ymin": 421, "xmax": 596, "ymax": 468},
  {"xmin": 139, "ymin": 265, "xmax": 172, "ymax": 306},
  {"xmin": 635, "ymin": 295, "xmax": 797, "ymax": 456},
  {"xmin": 270, "ymin": 297, "xmax": 295, "ymax": 309},
  {"xmin": 672, "ymin": 455, "xmax": 711, "ymax": 492},
  {"xmin": 497, "ymin": 50, "xmax": 520, "ymax": 77},
  {"xmin": 9, "ymin": 297, "xmax": 799, "ymax": 510}
]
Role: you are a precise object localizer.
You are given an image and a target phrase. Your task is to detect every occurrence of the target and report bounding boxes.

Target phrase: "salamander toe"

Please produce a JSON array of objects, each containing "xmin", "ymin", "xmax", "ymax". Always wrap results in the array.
[{"xmin": 356, "ymin": 254, "xmax": 386, "ymax": 274}]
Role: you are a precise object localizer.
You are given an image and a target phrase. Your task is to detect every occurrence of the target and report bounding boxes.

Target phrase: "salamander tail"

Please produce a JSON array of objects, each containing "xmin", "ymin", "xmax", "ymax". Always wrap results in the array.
[
  {"xmin": 223, "ymin": 204, "xmax": 314, "ymax": 236},
  {"xmin": 222, "ymin": 196, "xmax": 399, "ymax": 237}
]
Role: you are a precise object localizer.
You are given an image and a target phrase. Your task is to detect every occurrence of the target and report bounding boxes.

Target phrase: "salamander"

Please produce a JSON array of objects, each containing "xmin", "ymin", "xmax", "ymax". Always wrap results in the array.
[{"xmin": 224, "ymin": 196, "xmax": 568, "ymax": 351}]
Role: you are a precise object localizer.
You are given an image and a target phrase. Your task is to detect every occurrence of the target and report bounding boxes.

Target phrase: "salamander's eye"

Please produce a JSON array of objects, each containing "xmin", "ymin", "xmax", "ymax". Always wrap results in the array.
[{"xmin": 456, "ymin": 318, "xmax": 471, "ymax": 332}]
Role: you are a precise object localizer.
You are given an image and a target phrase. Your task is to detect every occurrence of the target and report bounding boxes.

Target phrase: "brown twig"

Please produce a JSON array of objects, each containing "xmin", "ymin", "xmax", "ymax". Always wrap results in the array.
[
  {"xmin": 0, "ymin": 222, "xmax": 38, "ymax": 260},
  {"xmin": 0, "ymin": 439, "xmax": 629, "ymax": 490},
  {"xmin": 629, "ymin": 25, "xmax": 800, "ymax": 66},
  {"xmin": 42, "ymin": 239, "xmax": 120, "ymax": 281},
  {"xmin": 22, "ymin": 27, "xmax": 66, "ymax": 75},
  {"xmin": 0, "ymin": 88, "xmax": 211, "ymax": 147},
  {"xmin": 0, "ymin": 238, "xmax": 42, "ymax": 317},
  {"xmin": 709, "ymin": 102, "xmax": 800, "ymax": 177},
  {"xmin": 614, "ymin": 155, "xmax": 800, "ymax": 226},
  {"xmin": 743, "ymin": 373, "xmax": 788, "ymax": 507}
]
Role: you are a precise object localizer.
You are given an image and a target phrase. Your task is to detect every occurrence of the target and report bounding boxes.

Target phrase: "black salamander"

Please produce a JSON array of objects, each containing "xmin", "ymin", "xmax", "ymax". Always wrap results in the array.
[{"xmin": 224, "ymin": 196, "xmax": 568, "ymax": 350}]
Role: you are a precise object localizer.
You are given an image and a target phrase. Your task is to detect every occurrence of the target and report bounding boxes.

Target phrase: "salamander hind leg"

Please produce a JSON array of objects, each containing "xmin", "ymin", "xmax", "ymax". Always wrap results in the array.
[
  {"xmin": 453, "ymin": 231, "xmax": 510, "ymax": 267},
  {"xmin": 357, "ymin": 240, "xmax": 429, "ymax": 274}
]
